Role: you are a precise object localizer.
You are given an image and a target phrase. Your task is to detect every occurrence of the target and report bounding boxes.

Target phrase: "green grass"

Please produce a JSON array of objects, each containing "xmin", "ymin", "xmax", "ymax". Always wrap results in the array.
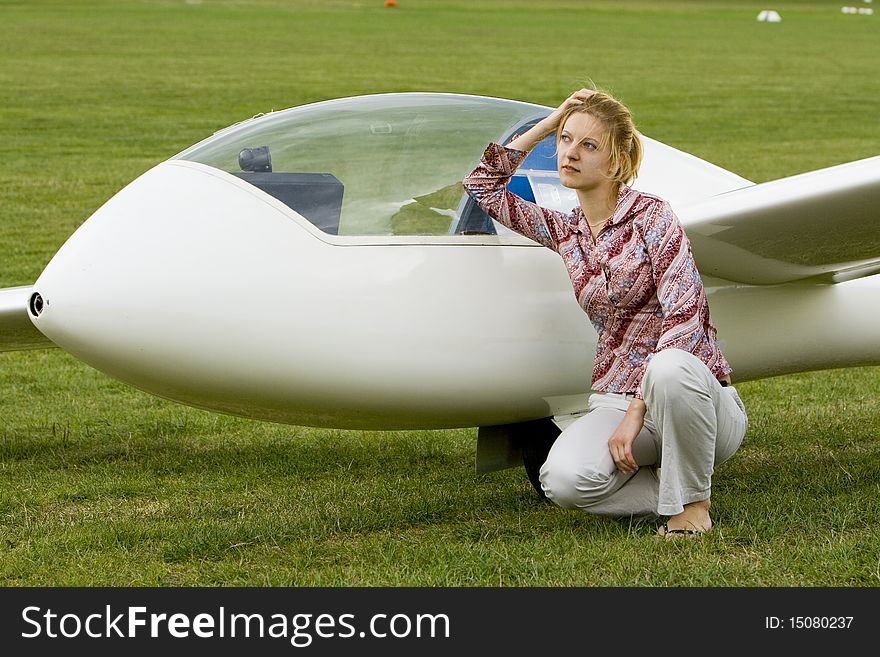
[{"xmin": 1, "ymin": 0, "xmax": 879, "ymax": 586}]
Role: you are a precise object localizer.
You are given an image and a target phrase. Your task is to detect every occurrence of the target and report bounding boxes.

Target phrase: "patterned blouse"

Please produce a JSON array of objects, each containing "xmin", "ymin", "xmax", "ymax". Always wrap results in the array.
[{"xmin": 463, "ymin": 143, "xmax": 732, "ymax": 398}]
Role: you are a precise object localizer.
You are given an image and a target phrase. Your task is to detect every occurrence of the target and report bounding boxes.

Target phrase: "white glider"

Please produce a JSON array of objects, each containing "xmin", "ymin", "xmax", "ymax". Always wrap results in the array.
[{"xmin": 1, "ymin": 94, "xmax": 878, "ymax": 489}]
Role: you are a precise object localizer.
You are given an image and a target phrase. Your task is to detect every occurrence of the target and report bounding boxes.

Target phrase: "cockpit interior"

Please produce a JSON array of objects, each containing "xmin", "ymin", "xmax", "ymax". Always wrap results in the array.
[{"xmin": 173, "ymin": 94, "xmax": 565, "ymax": 237}]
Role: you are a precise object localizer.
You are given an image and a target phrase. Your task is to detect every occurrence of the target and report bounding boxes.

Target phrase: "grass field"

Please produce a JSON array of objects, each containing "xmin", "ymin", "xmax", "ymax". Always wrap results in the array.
[{"xmin": 1, "ymin": 0, "xmax": 879, "ymax": 586}]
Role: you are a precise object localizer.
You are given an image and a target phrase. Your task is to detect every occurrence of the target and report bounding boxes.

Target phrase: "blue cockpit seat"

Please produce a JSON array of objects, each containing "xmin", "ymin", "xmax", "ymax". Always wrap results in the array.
[{"xmin": 452, "ymin": 116, "xmax": 562, "ymax": 236}]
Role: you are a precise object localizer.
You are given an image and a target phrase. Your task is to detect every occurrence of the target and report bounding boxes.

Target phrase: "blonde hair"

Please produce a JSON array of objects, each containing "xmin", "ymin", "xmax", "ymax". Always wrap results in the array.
[{"xmin": 555, "ymin": 90, "xmax": 642, "ymax": 186}]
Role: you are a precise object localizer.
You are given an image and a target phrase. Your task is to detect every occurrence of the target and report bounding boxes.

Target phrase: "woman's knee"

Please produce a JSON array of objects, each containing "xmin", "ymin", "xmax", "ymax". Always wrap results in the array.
[
  {"xmin": 642, "ymin": 349, "xmax": 694, "ymax": 393},
  {"xmin": 539, "ymin": 459, "xmax": 615, "ymax": 510}
]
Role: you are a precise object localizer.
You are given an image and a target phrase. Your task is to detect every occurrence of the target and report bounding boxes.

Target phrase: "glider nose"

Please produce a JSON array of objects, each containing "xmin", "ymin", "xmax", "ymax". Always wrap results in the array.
[
  {"xmin": 29, "ymin": 159, "xmax": 325, "ymax": 418},
  {"xmin": 28, "ymin": 291, "xmax": 44, "ymax": 318},
  {"xmin": 0, "ymin": 286, "xmax": 53, "ymax": 352}
]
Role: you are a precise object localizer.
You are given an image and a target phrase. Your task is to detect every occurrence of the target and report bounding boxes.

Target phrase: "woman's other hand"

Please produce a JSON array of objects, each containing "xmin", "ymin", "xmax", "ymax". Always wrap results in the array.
[{"xmin": 607, "ymin": 398, "xmax": 646, "ymax": 474}]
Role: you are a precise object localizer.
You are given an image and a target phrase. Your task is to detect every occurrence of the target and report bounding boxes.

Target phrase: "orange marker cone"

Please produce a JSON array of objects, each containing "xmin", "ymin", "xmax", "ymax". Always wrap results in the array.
[{"xmin": 384, "ymin": 0, "xmax": 398, "ymax": 7}]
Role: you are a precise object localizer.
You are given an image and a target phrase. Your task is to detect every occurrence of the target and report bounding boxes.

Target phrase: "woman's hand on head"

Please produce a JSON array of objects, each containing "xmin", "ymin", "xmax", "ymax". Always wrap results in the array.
[
  {"xmin": 537, "ymin": 89, "xmax": 596, "ymax": 137},
  {"xmin": 505, "ymin": 89, "xmax": 596, "ymax": 154}
]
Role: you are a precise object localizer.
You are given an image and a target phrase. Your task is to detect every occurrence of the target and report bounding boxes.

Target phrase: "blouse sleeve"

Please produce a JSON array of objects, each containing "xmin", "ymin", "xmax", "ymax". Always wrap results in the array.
[
  {"xmin": 642, "ymin": 200, "xmax": 711, "ymax": 355},
  {"xmin": 463, "ymin": 143, "xmax": 575, "ymax": 251}
]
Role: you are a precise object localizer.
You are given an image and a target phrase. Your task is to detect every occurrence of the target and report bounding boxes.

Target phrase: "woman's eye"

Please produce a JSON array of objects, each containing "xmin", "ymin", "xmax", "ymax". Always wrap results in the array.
[{"xmin": 583, "ymin": 142, "xmax": 596, "ymax": 151}]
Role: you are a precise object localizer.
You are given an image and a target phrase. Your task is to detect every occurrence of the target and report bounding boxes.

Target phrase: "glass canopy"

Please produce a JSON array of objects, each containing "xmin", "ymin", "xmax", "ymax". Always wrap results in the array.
[{"xmin": 173, "ymin": 93, "xmax": 564, "ymax": 237}]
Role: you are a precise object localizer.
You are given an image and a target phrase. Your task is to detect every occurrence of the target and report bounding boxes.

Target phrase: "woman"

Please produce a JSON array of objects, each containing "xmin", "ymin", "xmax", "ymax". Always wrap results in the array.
[{"xmin": 463, "ymin": 89, "xmax": 747, "ymax": 537}]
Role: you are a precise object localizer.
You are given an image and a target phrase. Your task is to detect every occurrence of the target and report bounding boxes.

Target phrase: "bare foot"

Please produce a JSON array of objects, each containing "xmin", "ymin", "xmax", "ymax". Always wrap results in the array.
[{"xmin": 658, "ymin": 499, "xmax": 712, "ymax": 537}]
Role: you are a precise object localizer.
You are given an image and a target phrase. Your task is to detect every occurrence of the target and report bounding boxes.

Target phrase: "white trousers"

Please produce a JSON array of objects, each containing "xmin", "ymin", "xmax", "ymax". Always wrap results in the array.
[{"xmin": 539, "ymin": 349, "xmax": 748, "ymax": 517}]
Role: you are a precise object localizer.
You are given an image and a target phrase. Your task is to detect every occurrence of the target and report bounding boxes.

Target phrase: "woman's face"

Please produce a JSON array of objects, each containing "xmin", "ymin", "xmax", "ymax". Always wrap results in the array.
[{"xmin": 556, "ymin": 112, "xmax": 613, "ymax": 192}]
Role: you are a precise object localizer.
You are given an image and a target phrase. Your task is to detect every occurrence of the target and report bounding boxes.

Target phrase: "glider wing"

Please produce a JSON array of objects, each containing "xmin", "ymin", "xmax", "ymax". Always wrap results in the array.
[{"xmin": 679, "ymin": 156, "xmax": 880, "ymax": 285}]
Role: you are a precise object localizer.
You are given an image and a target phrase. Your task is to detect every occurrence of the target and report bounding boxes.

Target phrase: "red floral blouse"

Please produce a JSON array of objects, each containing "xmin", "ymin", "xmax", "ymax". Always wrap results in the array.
[{"xmin": 463, "ymin": 143, "xmax": 732, "ymax": 398}]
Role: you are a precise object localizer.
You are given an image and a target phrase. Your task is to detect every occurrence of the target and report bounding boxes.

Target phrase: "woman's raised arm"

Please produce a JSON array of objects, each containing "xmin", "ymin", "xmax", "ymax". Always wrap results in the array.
[{"xmin": 506, "ymin": 88, "xmax": 597, "ymax": 153}]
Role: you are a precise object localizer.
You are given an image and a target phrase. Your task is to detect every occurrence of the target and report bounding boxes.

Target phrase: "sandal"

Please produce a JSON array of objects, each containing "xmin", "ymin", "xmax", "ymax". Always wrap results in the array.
[{"xmin": 657, "ymin": 522, "xmax": 707, "ymax": 538}]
